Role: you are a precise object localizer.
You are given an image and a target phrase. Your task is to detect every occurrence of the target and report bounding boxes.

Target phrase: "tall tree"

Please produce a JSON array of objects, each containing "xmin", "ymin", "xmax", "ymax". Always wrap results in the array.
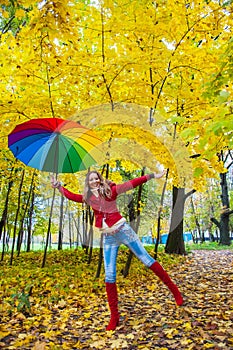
[{"xmin": 211, "ymin": 150, "xmax": 233, "ymax": 245}]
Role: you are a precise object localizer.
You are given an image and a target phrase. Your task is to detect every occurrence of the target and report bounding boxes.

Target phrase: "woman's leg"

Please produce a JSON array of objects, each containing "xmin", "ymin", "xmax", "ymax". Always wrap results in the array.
[
  {"xmin": 115, "ymin": 223, "xmax": 155, "ymax": 266},
  {"xmin": 149, "ymin": 261, "xmax": 183, "ymax": 306},
  {"xmin": 103, "ymin": 235, "xmax": 120, "ymax": 331},
  {"xmin": 116, "ymin": 224, "xmax": 183, "ymax": 306}
]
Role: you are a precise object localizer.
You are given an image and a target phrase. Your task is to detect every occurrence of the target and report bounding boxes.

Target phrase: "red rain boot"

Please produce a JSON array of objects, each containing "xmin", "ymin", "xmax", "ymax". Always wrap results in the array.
[
  {"xmin": 149, "ymin": 261, "xmax": 183, "ymax": 306},
  {"xmin": 105, "ymin": 282, "xmax": 120, "ymax": 331}
]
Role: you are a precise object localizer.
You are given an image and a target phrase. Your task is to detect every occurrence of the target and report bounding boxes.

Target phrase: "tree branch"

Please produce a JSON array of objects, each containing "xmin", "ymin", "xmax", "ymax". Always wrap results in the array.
[
  {"xmin": 184, "ymin": 189, "xmax": 196, "ymax": 201},
  {"xmin": 210, "ymin": 217, "xmax": 220, "ymax": 229}
]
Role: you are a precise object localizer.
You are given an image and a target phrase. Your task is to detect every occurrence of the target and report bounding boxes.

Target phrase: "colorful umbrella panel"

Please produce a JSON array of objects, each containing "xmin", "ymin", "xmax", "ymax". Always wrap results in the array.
[{"xmin": 8, "ymin": 118, "xmax": 102, "ymax": 173}]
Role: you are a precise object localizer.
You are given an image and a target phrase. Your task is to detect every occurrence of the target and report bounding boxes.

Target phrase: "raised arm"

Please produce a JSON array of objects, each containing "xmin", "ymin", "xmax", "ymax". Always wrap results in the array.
[
  {"xmin": 51, "ymin": 175, "xmax": 83, "ymax": 203},
  {"xmin": 115, "ymin": 171, "xmax": 165, "ymax": 195}
]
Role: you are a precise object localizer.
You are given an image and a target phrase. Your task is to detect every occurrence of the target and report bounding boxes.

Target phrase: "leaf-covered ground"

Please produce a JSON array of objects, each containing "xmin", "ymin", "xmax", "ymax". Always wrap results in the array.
[{"xmin": 0, "ymin": 248, "xmax": 233, "ymax": 349}]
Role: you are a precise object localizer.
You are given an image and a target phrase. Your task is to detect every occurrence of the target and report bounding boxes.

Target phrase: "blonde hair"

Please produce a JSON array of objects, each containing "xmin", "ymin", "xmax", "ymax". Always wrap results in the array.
[{"xmin": 83, "ymin": 171, "xmax": 112, "ymax": 203}]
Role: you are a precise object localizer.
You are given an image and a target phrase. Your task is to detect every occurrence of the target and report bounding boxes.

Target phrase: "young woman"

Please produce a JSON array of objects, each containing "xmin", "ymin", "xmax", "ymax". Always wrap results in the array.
[{"xmin": 51, "ymin": 170, "xmax": 183, "ymax": 331}]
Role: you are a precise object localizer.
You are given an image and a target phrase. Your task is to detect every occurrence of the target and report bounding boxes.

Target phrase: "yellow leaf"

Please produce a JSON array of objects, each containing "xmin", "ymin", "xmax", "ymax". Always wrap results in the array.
[
  {"xmin": 90, "ymin": 340, "xmax": 106, "ymax": 348},
  {"xmin": 126, "ymin": 333, "xmax": 135, "ymax": 340},
  {"xmin": 32, "ymin": 341, "xmax": 47, "ymax": 350},
  {"xmin": 110, "ymin": 338, "xmax": 128, "ymax": 348},
  {"xmin": 15, "ymin": 9, "xmax": 26, "ymax": 19},
  {"xmin": 183, "ymin": 322, "xmax": 193, "ymax": 332},
  {"xmin": 58, "ymin": 299, "xmax": 66, "ymax": 308},
  {"xmin": 18, "ymin": 333, "xmax": 27, "ymax": 339},
  {"xmin": 203, "ymin": 343, "xmax": 215, "ymax": 348},
  {"xmin": 0, "ymin": 331, "xmax": 11, "ymax": 338}
]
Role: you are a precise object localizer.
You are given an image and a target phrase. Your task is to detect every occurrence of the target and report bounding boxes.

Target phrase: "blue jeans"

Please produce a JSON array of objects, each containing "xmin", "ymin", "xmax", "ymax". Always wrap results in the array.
[{"xmin": 103, "ymin": 222, "xmax": 155, "ymax": 283}]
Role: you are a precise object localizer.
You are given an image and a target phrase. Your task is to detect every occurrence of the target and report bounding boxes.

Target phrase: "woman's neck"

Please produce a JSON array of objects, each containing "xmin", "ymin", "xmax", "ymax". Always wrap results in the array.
[{"xmin": 90, "ymin": 188, "xmax": 99, "ymax": 197}]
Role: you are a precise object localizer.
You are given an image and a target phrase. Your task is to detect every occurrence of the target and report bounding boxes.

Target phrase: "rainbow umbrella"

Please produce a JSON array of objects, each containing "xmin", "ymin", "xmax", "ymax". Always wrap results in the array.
[{"xmin": 8, "ymin": 118, "xmax": 102, "ymax": 173}]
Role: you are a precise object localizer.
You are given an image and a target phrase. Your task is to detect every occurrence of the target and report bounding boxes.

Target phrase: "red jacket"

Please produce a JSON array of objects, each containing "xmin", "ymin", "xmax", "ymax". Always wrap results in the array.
[{"xmin": 59, "ymin": 174, "xmax": 154, "ymax": 228}]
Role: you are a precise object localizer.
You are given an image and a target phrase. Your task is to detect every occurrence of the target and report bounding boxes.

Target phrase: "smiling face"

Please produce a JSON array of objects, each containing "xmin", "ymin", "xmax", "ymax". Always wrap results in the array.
[{"xmin": 88, "ymin": 172, "xmax": 100, "ymax": 190}]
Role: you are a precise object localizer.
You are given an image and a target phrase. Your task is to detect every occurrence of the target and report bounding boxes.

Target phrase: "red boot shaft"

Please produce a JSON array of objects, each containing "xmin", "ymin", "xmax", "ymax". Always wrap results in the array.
[
  {"xmin": 105, "ymin": 282, "xmax": 120, "ymax": 331},
  {"xmin": 149, "ymin": 261, "xmax": 183, "ymax": 306}
]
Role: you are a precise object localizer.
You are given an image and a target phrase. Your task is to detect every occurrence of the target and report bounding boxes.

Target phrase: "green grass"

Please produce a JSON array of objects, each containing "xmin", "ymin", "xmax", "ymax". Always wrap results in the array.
[{"xmin": 185, "ymin": 241, "xmax": 233, "ymax": 251}]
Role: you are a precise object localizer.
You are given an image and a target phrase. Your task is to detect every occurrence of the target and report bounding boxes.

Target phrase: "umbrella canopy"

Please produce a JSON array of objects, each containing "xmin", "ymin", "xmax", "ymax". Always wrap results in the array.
[{"xmin": 8, "ymin": 118, "xmax": 102, "ymax": 173}]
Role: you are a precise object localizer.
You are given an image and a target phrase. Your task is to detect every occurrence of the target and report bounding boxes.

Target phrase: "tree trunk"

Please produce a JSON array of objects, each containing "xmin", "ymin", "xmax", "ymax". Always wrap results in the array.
[
  {"xmin": 154, "ymin": 169, "xmax": 169, "ymax": 259},
  {"xmin": 27, "ymin": 184, "xmax": 35, "ymax": 252},
  {"xmin": 10, "ymin": 169, "xmax": 25, "ymax": 265},
  {"xmin": 122, "ymin": 197, "xmax": 135, "ymax": 277},
  {"xmin": 68, "ymin": 212, "xmax": 72, "ymax": 249},
  {"xmin": 0, "ymin": 168, "xmax": 14, "ymax": 241},
  {"xmin": 17, "ymin": 172, "xmax": 35, "ymax": 255},
  {"xmin": 95, "ymin": 233, "xmax": 103, "ymax": 278},
  {"xmin": 42, "ymin": 188, "xmax": 56, "ymax": 268},
  {"xmin": 219, "ymin": 172, "xmax": 231, "ymax": 245},
  {"xmin": 190, "ymin": 196, "xmax": 202, "ymax": 242},
  {"xmin": 165, "ymin": 186, "xmax": 195, "ymax": 254},
  {"xmin": 58, "ymin": 195, "xmax": 64, "ymax": 250},
  {"xmin": 82, "ymin": 206, "xmax": 89, "ymax": 253},
  {"xmin": 0, "ymin": 172, "xmax": 14, "ymax": 261},
  {"xmin": 87, "ymin": 207, "xmax": 94, "ymax": 264},
  {"xmin": 211, "ymin": 171, "xmax": 232, "ymax": 245},
  {"xmin": 1, "ymin": 224, "xmax": 7, "ymax": 262},
  {"xmin": 73, "ymin": 214, "xmax": 83, "ymax": 247}
]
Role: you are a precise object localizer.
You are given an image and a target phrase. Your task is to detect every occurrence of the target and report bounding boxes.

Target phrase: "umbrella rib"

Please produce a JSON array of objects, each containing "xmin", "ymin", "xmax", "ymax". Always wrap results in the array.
[
  {"xmin": 54, "ymin": 134, "xmax": 59, "ymax": 174},
  {"xmin": 60, "ymin": 136, "xmax": 81, "ymax": 173}
]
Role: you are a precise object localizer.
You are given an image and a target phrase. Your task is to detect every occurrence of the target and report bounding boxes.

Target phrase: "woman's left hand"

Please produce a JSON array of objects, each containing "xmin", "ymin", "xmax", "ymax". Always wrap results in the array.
[{"xmin": 154, "ymin": 170, "xmax": 166, "ymax": 179}]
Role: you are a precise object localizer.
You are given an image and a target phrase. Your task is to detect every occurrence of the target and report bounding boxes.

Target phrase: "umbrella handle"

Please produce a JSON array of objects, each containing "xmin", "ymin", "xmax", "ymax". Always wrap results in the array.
[{"xmin": 50, "ymin": 173, "xmax": 61, "ymax": 188}]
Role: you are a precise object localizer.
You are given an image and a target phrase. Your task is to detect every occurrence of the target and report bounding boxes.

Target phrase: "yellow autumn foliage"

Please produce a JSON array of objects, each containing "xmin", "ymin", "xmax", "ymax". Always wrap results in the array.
[{"xmin": 0, "ymin": 0, "xmax": 232, "ymax": 195}]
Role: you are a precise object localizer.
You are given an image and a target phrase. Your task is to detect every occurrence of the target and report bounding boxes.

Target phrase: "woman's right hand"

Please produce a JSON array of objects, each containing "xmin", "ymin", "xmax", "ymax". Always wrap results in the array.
[{"xmin": 51, "ymin": 175, "xmax": 61, "ymax": 189}]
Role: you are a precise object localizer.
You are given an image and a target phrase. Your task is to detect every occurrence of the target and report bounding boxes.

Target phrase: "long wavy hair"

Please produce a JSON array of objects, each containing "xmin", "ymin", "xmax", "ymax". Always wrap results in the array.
[{"xmin": 83, "ymin": 171, "xmax": 112, "ymax": 203}]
